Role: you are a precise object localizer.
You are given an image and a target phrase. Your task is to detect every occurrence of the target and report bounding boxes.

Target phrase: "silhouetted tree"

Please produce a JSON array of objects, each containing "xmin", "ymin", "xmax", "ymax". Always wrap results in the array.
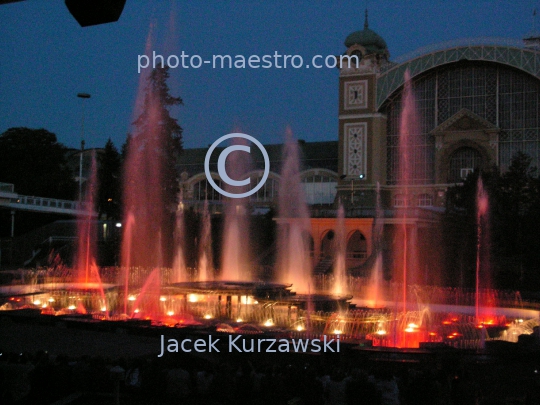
[
  {"xmin": 443, "ymin": 152, "xmax": 540, "ymax": 291},
  {"xmin": 0, "ymin": 128, "xmax": 76, "ymax": 239},
  {"xmin": 0, "ymin": 127, "xmax": 76, "ymax": 199},
  {"xmin": 443, "ymin": 168, "xmax": 499, "ymax": 288},
  {"xmin": 494, "ymin": 152, "xmax": 540, "ymax": 289}
]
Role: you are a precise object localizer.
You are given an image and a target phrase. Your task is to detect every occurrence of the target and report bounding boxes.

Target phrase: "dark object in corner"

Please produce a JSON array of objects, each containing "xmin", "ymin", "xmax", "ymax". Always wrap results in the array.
[{"xmin": 65, "ymin": 0, "xmax": 126, "ymax": 27}]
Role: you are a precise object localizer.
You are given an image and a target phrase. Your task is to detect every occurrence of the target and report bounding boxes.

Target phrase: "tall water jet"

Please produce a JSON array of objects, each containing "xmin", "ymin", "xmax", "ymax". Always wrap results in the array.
[
  {"xmin": 332, "ymin": 203, "xmax": 346, "ymax": 295},
  {"xmin": 75, "ymin": 152, "xmax": 98, "ymax": 284},
  {"xmin": 220, "ymin": 138, "xmax": 251, "ymax": 281},
  {"xmin": 277, "ymin": 129, "xmax": 312, "ymax": 293},
  {"xmin": 122, "ymin": 59, "xmax": 182, "ymax": 279},
  {"xmin": 172, "ymin": 196, "xmax": 187, "ymax": 283},
  {"xmin": 366, "ymin": 182, "xmax": 384, "ymax": 307},
  {"xmin": 397, "ymin": 70, "xmax": 421, "ymax": 311},
  {"xmin": 121, "ymin": 211, "xmax": 135, "ymax": 315},
  {"xmin": 476, "ymin": 176, "xmax": 491, "ymax": 324},
  {"xmin": 122, "ymin": 92, "xmax": 167, "ymax": 268},
  {"xmin": 74, "ymin": 152, "xmax": 108, "ymax": 314},
  {"xmin": 198, "ymin": 199, "xmax": 213, "ymax": 281}
]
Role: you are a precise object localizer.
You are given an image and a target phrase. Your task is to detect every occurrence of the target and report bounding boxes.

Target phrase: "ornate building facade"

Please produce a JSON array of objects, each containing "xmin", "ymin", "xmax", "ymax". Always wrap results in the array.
[{"xmin": 178, "ymin": 14, "xmax": 540, "ymax": 277}]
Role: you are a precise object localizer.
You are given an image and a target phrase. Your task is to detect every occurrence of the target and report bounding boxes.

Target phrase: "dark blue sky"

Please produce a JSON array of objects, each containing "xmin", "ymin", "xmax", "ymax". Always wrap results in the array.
[{"xmin": 1, "ymin": 0, "xmax": 538, "ymax": 150}]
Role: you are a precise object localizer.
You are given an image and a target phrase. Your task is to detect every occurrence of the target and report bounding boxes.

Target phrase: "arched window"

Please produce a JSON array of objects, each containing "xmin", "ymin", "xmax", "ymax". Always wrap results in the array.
[
  {"xmin": 192, "ymin": 178, "xmax": 223, "ymax": 201},
  {"xmin": 320, "ymin": 230, "xmax": 335, "ymax": 258},
  {"xmin": 449, "ymin": 147, "xmax": 482, "ymax": 182},
  {"xmin": 249, "ymin": 174, "xmax": 279, "ymax": 202},
  {"xmin": 346, "ymin": 231, "xmax": 367, "ymax": 259}
]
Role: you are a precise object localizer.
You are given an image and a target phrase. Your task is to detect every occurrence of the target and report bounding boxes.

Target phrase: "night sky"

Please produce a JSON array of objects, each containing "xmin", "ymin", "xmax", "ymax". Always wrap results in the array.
[{"xmin": 0, "ymin": 0, "xmax": 538, "ymax": 150}]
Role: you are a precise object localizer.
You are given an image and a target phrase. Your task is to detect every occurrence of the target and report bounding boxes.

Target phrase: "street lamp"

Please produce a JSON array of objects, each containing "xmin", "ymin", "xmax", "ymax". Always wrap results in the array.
[{"xmin": 77, "ymin": 93, "xmax": 91, "ymax": 202}]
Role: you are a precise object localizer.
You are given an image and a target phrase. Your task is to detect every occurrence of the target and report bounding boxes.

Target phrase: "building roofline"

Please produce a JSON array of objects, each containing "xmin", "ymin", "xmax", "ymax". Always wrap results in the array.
[
  {"xmin": 386, "ymin": 37, "xmax": 530, "ymax": 68},
  {"xmin": 377, "ymin": 41, "xmax": 540, "ymax": 109}
]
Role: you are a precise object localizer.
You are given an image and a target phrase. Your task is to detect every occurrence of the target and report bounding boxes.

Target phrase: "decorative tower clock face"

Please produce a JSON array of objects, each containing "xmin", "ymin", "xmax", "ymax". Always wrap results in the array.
[{"xmin": 344, "ymin": 79, "xmax": 368, "ymax": 110}]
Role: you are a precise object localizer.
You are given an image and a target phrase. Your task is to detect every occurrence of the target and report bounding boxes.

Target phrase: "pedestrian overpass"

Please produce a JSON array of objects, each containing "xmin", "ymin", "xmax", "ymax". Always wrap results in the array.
[{"xmin": 0, "ymin": 182, "xmax": 97, "ymax": 237}]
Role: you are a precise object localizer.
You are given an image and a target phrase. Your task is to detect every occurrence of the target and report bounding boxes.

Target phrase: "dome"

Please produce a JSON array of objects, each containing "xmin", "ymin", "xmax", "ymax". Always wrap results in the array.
[
  {"xmin": 344, "ymin": 10, "xmax": 387, "ymax": 54},
  {"xmin": 345, "ymin": 28, "xmax": 387, "ymax": 50}
]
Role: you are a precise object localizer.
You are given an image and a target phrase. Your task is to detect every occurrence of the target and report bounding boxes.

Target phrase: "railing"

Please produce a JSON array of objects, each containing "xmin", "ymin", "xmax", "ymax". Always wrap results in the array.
[
  {"xmin": 9, "ymin": 195, "xmax": 90, "ymax": 212},
  {"xmin": 311, "ymin": 207, "xmax": 442, "ymax": 220}
]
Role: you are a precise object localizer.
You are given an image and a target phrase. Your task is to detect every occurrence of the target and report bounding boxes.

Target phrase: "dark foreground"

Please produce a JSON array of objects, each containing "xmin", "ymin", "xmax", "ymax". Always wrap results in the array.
[{"xmin": 1, "ymin": 311, "xmax": 539, "ymax": 405}]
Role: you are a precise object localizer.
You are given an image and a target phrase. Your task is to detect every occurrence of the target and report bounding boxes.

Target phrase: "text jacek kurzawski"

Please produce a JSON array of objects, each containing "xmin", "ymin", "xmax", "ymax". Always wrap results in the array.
[{"xmin": 158, "ymin": 334, "xmax": 340, "ymax": 356}]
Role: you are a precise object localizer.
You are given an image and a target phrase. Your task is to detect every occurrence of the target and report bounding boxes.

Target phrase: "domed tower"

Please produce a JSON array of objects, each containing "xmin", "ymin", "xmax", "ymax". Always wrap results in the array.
[{"xmin": 337, "ymin": 10, "xmax": 389, "ymax": 207}]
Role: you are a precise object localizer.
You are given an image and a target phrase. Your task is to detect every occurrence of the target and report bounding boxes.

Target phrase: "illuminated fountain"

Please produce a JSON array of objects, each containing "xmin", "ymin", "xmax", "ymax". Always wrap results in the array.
[
  {"xmin": 171, "ymin": 195, "xmax": 188, "ymax": 283},
  {"xmin": 397, "ymin": 70, "xmax": 420, "ymax": 312},
  {"xmin": 43, "ymin": 153, "xmax": 113, "ymax": 315},
  {"xmin": 365, "ymin": 182, "xmax": 384, "ymax": 308},
  {"xmin": 159, "ymin": 130, "xmax": 352, "ymax": 327},
  {"xmin": 197, "ymin": 199, "xmax": 213, "ymax": 282},
  {"xmin": 324, "ymin": 71, "xmax": 539, "ymax": 348},
  {"xmin": 332, "ymin": 202, "xmax": 346, "ymax": 296},
  {"xmin": 276, "ymin": 129, "xmax": 313, "ymax": 293},
  {"xmin": 0, "ymin": 152, "xmax": 117, "ymax": 316},
  {"xmin": 475, "ymin": 176, "xmax": 493, "ymax": 325},
  {"xmin": 220, "ymin": 136, "xmax": 251, "ymax": 281},
  {"xmin": 2, "ymin": 61, "xmax": 539, "ymax": 351}
]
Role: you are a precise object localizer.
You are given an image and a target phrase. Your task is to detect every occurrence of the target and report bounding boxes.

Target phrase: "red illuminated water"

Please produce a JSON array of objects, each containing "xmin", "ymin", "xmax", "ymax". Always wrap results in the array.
[
  {"xmin": 198, "ymin": 199, "xmax": 213, "ymax": 281},
  {"xmin": 131, "ymin": 268, "xmax": 160, "ymax": 319},
  {"xmin": 365, "ymin": 182, "xmax": 384, "ymax": 308},
  {"xmin": 276, "ymin": 129, "xmax": 312, "ymax": 293},
  {"xmin": 120, "ymin": 23, "xmax": 168, "ymax": 310},
  {"xmin": 172, "ymin": 197, "xmax": 187, "ymax": 283},
  {"xmin": 72, "ymin": 152, "xmax": 108, "ymax": 316},
  {"xmin": 75, "ymin": 152, "xmax": 97, "ymax": 285},
  {"xmin": 476, "ymin": 176, "xmax": 492, "ymax": 325},
  {"xmin": 332, "ymin": 203, "xmax": 346, "ymax": 295},
  {"xmin": 121, "ymin": 211, "xmax": 135, "ymax": 314},
  {"xmin": 220, "ymin": 137, "xmax": 251, "ymax": 281},
  {"xmin": 398, "ymin": 70, "xmax": 421, "ymax": 312},
  {"xmin": 122, "ymin": 92, "xmax": 169, "ymax": 268}
]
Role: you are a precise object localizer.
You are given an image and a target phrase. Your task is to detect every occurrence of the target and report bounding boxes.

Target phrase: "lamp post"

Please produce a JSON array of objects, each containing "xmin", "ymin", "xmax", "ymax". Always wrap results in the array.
[{"xmin": 77, "ymin": 93, "xmax": 91, "ymax": 202}]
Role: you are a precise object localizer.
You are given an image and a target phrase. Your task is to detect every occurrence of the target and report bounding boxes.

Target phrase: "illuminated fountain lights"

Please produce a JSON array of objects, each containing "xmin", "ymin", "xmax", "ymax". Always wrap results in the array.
[{"xmin": 1, "ymin": 69, "xmax": 539, "ymax": 350}]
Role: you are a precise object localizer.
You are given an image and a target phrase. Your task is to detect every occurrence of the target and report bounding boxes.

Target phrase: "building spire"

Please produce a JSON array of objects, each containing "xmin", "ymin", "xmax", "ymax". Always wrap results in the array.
[
  {"xmin": 523, "ymin": 7, "xmax": 540, "ymax": 49},
  {"xmin": 364, "ymin": 8, "xmax": 369, "ymax": 29}
]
